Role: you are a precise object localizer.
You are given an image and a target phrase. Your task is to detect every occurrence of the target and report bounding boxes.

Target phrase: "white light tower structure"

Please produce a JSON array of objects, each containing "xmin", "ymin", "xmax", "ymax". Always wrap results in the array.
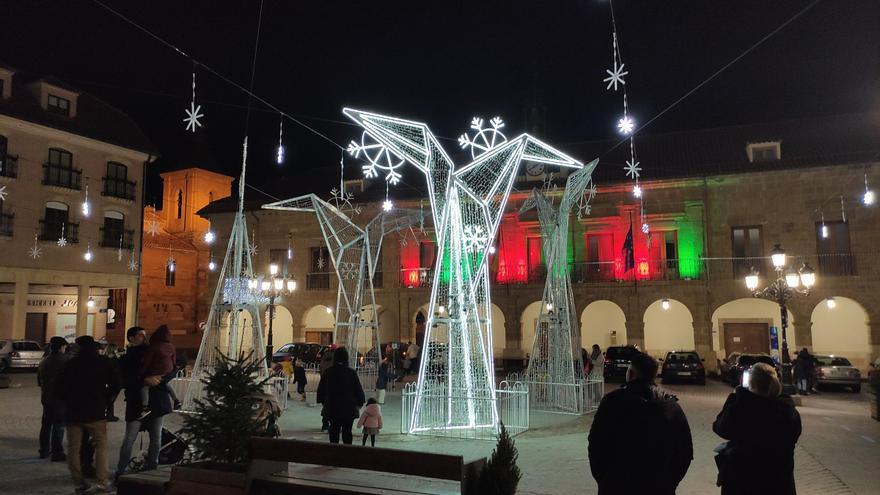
[
  {"xmin": 517, "ymin": 160, "xmax": 603, "ymax": 414},
  {"xmin": 344, "ymin": 108, "xmax": 583, "ymax": 437},
  {"xmin": 262, "ymin": 194, "xmax": 423, "ymax": 388},
  {"xmin": 184, "ymin": 138, "xmax": 268, "ymax": 411}
]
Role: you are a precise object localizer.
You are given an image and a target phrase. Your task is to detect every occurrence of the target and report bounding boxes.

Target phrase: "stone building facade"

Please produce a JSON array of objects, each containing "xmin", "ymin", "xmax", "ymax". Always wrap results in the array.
[
  {"xmin": 198, "ymin": 114, "xmax": 880, "ymax": 373},
  {"xmin": 0, "ymin": 67, "xmax": 156, "ymax": 343}
]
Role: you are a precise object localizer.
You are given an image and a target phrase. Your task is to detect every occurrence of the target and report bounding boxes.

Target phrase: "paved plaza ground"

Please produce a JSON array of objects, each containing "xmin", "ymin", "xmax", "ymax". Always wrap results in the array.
[{"xmin": 1, "ymin": 372, "xmax": 878, "ymax": 495}]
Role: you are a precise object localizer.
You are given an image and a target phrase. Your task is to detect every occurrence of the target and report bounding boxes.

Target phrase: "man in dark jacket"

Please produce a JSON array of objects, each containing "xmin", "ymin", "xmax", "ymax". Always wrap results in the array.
[
  {"xmin": 588, "ymin": 352, "xmax": 693, "ymax": 495},
  {"xmin": 55, "ymin": 335, "xmax": 121, "ymax": 494},
  {"xmin": 38, "ymin": 336, "xmax": 69, "ymax": 461},
  {"xmin": 317, "ymin": 347, "xmax": 365, "ymax": 444}
]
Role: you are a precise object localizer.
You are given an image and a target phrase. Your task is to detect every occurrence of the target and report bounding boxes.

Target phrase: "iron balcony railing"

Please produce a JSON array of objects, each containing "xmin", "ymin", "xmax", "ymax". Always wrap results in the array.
[
  {"xmin": 0, "ymin": 154, "xmax": 18, "ymax": 178},
  {"xmin": 100, "ymin": 227, "xmax": 135, "ymax": 249},
  {"xmin": 102, "ymin": 177, "xmax": 137, "ymax": 200},
  {"xmin": 0, "ymin": 212, "xmax": 13, "ymax": 236},
  {"xmin": 42, "ymin": 163, "xmax": 82, "ymax": 190},
  {"xmin": 39, "ymin": 219, "xmax": 79, "ymax": 243},
  {"xmin": 401, "ymin": 267, "xmax": 434, "ymax": 288}
]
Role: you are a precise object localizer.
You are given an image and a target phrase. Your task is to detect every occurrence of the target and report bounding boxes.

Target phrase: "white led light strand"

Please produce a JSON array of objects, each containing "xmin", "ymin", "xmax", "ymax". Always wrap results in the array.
[
  {"xmin": 183, "ymin": 69, "xmax": 204, "ymax": 132},
  {"xmin": 276, "ymin": 115, "xmax": 284, "ymax": 164}
]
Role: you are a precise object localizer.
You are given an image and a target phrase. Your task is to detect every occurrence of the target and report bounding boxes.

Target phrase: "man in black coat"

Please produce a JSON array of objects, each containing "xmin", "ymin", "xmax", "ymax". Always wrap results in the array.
[
  {"xmin": 55, "ymin": 335, "xmax": 122, "ymax": 494},
  {"xmin": 588, "ymin": 352, "xmax": 693, "ymax": 495},
  {"xmin": 115, "ymin": 327, "xmax": 175, "ymax": 479},
  {"xmin": 316, "ymin": 347, "xmax": 365, "ymax": 444},
  {"xmin": 38, "ymin": 336, "xmax": 69, "ymax": 461}
]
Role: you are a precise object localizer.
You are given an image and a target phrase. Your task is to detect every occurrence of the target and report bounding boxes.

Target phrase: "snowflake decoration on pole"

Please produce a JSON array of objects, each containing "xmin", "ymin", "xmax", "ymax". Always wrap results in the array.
[
  {"xmin": 248, "ymin": 232, "xmax": 258, "ymax": 257},
  {"xmin": 624, "ymin": 158, "xmax": 641, "ymax": 179},
  {"xmin": 183, "ymin": 71, "xmax": 204, "ymax": 132},
  {"xmin": 147, "ymin": 219, "xmax": 160, "ymax": 237},
  {"xmin": 0, "ymin": 184, "xmax": 7, "ymax": 201},
  {"xmin": 57, "ymin": 223, "xmax": 67, "ymax": 247},
  {"xmin": 587, "ymin": 180, "xmax": 598, "ymax": 200},
  {"xmin": 329, "ymin": 187, "xmax": 362, "ymax": 215},
  {"xmin": 399, "ymin": 235, "xmax": 407, "ymax": 247},
  {"xmin": 617, "ymin": 115, "xmax": 635, "ymax": 134},
  {"xmin": 577, "ymin": 198, "xmax": 592, "ymax": 219},
  {"xmin": 603, "ymin": 61, "xmax": 629, "ymax": 91},
  {"xmin": 462, "ymin": 224, "xmax": 488, "ymax": 252},
  {"xmin": 28, "ymin": 233, "xmax": 41, "ymax": 259},
  {"xmin": 339, "ymin": 261, "xmax": 359, "ymax": 280},
  {"xmin": 348, "ymin": 132, "xmax": 405, "ymax": 184},
  {"xmin": 458, "ymin": 117, "xmax": 507, "ymax": 159}
]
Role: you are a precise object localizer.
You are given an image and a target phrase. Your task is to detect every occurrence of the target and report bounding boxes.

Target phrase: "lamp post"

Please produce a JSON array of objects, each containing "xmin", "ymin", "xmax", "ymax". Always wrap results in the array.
[
  {"xmin": 256, "ymin": 263, "xmax": 297, "ymax": 366},
  {"xmin": 745, "ymin": 244, "xmax": 815, "ymax": 395}
]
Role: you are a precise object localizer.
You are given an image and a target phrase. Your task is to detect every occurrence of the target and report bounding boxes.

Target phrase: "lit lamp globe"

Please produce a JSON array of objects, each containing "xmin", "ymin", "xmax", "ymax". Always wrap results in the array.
[
  {"xmin": 661, "ymin": 298, "xmax": 670, "ymax": 310},
  {"xmin": 269, "ymin": 263, "xmax": 279, "ymax": 276},
  {"xmin": 770, "ymin": 244, "xmax": 786, "ymax": 269},
  {"xmin": 286, "ymin": 279, "xmax": 297, "ymax": 292},
  {"xmin": 784, "ymin": 268, "xmax": 800, "ymax": 288},
  {"xmin": 261, "ymin": 280, "xmax": 271, "ymax": 292},
  {"xmin": 248, "ymin": 278, "xmax": 258, "ymax": 290},
  {"xmin": 799, "ymin": 263, "xmax": 816, "ymax": 289},
  {"xmin": 745, "ymin": 268, "xmax": 760, "ymax": 291},
  {"xmin": 273, "ymin": 277, "xmax": 283, "ymax": 291}
]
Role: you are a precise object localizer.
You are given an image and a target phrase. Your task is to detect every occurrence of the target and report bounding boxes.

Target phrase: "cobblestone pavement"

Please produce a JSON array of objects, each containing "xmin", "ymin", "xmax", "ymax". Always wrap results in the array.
[{"xmin": 1, "ymin": 372, "xmax": 878, "ymax": 494}]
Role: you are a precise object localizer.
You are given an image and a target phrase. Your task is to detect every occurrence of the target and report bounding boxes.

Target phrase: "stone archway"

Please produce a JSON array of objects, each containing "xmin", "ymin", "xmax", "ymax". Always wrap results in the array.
[
  {"xmin": 267, "ymin": 305, "xmax": 294, "ymax": 348},
  {"xmin": 301, "ymin": 304, "xmax": 335, "ymax": 345},
  {"xmin": 643, "ymin": 299, "xmax": 695, "ymax": 359},
  {"xmin": 580, "ymin": 300, "xmax": 627, "ymax": 350},
  {"xmin": 711, "ymin": 298, "xmax": 796, "ymax": 360},
  {"xmin": 519, "ymin": 301, "xmax": 544, "ymax": 359},
  {"xmin": 811, "ymin": 296, "xmax": 871, "ymax": 371}
]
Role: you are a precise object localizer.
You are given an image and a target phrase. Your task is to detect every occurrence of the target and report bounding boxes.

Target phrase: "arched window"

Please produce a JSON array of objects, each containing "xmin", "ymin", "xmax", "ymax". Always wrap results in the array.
[{"xmin": 176, "ymin": 190, "xmax": 183, "ymax": 219}]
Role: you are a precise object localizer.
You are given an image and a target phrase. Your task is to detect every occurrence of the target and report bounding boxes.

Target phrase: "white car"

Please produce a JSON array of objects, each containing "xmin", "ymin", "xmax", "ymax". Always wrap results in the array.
[{"xmin": 0, "ymin": 340, "xmax": 44, "ymax": 372}]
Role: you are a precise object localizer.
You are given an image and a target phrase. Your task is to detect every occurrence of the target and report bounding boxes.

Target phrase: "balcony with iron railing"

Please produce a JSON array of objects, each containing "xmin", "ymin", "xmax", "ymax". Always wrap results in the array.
[
  {"xmin": 0, "ymin": 155, "xmax": 18, "ymax": 178},
  {"xmin": 306, "ymin": 272, "xmax": 331, "ymax": 290},
  {"xmin": 39, "ymin": 219, "xmax": 79, "ymax": 243},
  {"xmin": 42, "ymin": 163, "xmax": 82, "ymax": 190},
  {"xmin": 100, "ymin": 227, "xmax": 135, "ymax": 249},
  {"xmin": 102, "ymin": 177, "xmax": 137, "ymax": 201},
  {"xmin": 401, "ymin": 267, "xmax": 435, "ymax": 288},
  {"xmin": 0, "ymin": 212, "xmax": 13, "ymax": 236}
]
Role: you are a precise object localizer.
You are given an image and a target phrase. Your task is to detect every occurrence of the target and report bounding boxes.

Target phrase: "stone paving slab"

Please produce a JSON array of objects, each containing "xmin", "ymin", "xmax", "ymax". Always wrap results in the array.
[{"xmin": 1, "ymin": 372, "xmax": 878, "ymax": 494}]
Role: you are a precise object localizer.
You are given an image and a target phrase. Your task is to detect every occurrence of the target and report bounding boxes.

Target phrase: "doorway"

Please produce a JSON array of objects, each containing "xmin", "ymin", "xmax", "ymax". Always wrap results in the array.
[
  {"xmin": 25, "ymin": 313, "xmax": 48, "ymax": 344},
  {"xmin": 305, "ymin": 331, "xmax": 333, "ymax": 346},
  {"xmin": 723, "ymin": 322, "xmax": 769, "ymax": 354}
]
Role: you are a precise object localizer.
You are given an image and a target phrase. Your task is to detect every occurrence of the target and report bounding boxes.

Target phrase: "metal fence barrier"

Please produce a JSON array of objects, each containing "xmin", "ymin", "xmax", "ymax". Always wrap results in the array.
[
  {"xmin": 171, "ymin": 371, "xmax": 290, "ymax": 412},
  {"xmin": 507, "ymin": 371, "xmax": 604, "ymax": 415}
]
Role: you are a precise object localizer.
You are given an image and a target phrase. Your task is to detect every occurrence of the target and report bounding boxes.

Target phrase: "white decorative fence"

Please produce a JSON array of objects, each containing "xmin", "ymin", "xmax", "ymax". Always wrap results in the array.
[
  {"xmin": 400, "ymin": 380, "xmax": 529, "ymax": 440},
  {"xmin": 171, "ymin": 372, "xmax": 290, "ymax": 412},
  {"xmin": 507, "ymin": 371, "xmax": 604, "ymax": 415}
]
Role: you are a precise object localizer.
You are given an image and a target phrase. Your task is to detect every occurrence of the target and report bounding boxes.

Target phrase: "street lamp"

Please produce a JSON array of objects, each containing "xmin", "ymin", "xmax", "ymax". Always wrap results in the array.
[
  {"xmin": 744, "ymin": 244, "xmax": 816, "ymax": 395},
  {"xmin": 257, "ymin": 262, "xmax": 297, "ymax": 366}
]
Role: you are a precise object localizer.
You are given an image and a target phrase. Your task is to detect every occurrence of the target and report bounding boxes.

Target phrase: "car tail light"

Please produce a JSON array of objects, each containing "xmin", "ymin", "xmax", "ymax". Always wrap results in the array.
[
  {"xmin": 695, "ymin": 363, "xmax": 704, "ymax": 370},
  {"xmin": 10, "ymin": 351, "xmax": 20, "ymax": 358}
]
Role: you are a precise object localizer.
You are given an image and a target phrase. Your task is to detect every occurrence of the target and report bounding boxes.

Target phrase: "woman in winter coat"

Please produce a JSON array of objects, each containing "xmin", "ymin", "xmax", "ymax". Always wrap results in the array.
[
  {"xmin": 357, "ymin": 398, "xmax": 383, "ymax": 447},
  {"xmin": 139, "ymin": 325, "xmax": 179, "ymax": 418},
  {"xmin": 375, "ymin": 357, "xmax": 394, "ymax": 404},
  {"xmin": 713, "ymin": 362, "xmax": 801, "ymax": 495}
]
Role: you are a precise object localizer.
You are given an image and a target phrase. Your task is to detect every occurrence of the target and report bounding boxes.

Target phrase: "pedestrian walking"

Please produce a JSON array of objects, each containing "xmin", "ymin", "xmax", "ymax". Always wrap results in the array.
[
  {"xmin": 292, "ymin": 356, "xmax": 307, "ymax": 401},
  {"xmin": 316, "ymin": 347, "xmax": 365, "ymax": 444},
  {"xmin": 138, "ymin": 325, "xmax": 180, "ymax": 419},
  {"xmin": 375, "ymin": 357, "xmax": 393, "ymax": 404},
  {"xmin": 588, "ymin": 352, "xmax": 693, "ymax": 495},
  {"xmin": 406, "ymin": 340, "xmax": 420, "ymax": 374},
  {"xmin": 103, "ymin": 343, "xmax": 121, "ymax": 422},
  {"xmin": 54, "ymin": 335, "xmax": 121, "ymax": 494},
  {"xmin": 318, "ymin": 346, "xmax": 335, "ymax": 431},
  {"xmin": 793, "ymin": 348, "xmax": 814, "ymax": 395},
  {"xmin": 713, "ymin": 362, "xmax": 801, "ymax": 495},
  {"xmin": 38, "ymin": 336, "xmax": 69, "ymax": 461},
  {"xmin": 357, "ymin": 398, "xmax": 383, "ymax": 447},
  {"xmin": 115, "ymin": 327, "xmax": 176, "ymax": 480}
]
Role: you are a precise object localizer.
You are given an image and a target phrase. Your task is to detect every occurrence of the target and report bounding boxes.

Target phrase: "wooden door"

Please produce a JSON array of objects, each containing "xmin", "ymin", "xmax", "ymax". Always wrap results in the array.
[
  {"xmin": 305, "ymin": 331, "xmax": 333, "ymax": 346},
  {"xmin": 25, "ymin": 313, "xmax": 47, "ymax": 344},
  {"xmin": 723, "ymin": 322, "xmax": 769, "ymax": 354}
]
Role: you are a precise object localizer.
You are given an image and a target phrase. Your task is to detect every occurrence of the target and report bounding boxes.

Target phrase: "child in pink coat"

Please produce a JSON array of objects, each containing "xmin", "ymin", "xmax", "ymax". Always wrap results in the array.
[{"xmin": 357, "ymin": 398, "xmax": 383, "ymax": 446}]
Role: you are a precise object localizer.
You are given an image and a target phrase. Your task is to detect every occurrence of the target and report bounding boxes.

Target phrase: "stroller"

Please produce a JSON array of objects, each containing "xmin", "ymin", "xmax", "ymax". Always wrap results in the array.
[{"xmin": 124, "ymin": 427, "xmax": 187, "ymax": 473}]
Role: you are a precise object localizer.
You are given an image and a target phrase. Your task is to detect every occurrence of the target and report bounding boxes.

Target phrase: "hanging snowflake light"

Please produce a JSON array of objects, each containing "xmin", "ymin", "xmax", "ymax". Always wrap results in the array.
[
  {"xmin": 128, "ymin": 250, "xmax": 139, "ymax": 272},
  {"xmin": 248, "ymin": 231, "xmax": 258, "ymax": 257},
  {"xmin": 382, "ymin": 199, "xmax": 393, "ymax": 212},
  {"xmin": 81, "ymin": 184, "xmax": 91, "ymax": 217},
  {"xmin": 617, "ymin": 115, "xmax": 635, "ymax": 134},
  {"xmin": 641, "ymin": 222, "xmax": 650, "ymax": 234},
  {"xmin": 147, "ymin": 219, "xmax": 160, "ymax": 237},
  {"xmin": 276, "ymin": 116, "xmax": 285, "ymax": 164},
  {"xmin": 57, "ymin": 223, "xmax": 68, "ymax": 247},
  {"xmin": 183, "ymin": 71, "xmax": 204, "ymax": 132},
  {"xmin": 0, "ymin": 184, "xmax": 7, "ymax": 201},
  {"xmin": 462, "ymin": 224, "xmax": 489, "ymax": 251},
  {"xmin": 329, "ymin": 187, "xmax": 362, "ymax": 215},
  {"xmin": 204, "ymin": 230, "xmax": 216, "ymax": 244},
  {"xmin": 603, "ymin": 61, "xmax": 628, "ymax": 91},
  {"xmin": 316, "ymin": 252, "xmax": 326, "ymax": 270},
  {"xmin": 348, "ymin": 132, "xmax": 405, "ymax": 184},
  {"xmin": 633, "ymin": 184, "xmax": 642, "ymax": 198},
  {"xmin": 28, "ymin": 233, "xmax": 41, "ymax": 259},
  {"xmin": 624, "ymin": 158, "xmax": 641, "ymax": 179},
  {"xmin": 458, "ymin": 117, "xmax": 507, "ymax": 159},
  {"xmin": 208, "ymin": 253, "xmax": 217, "ymax": 272}
]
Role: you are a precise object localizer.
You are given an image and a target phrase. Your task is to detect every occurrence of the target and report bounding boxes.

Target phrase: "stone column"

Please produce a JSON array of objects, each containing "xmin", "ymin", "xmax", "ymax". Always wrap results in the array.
[
  {"xmin": 11, "ymin": 280, "xmax": 29, "ymax": 340},
  {"xmin": 125, "ymin": 285, "xmax": 137, "ymax": 330},
  {"xmin": 76, "ymin": 285, "xmax": 90, "ymax": 337}
]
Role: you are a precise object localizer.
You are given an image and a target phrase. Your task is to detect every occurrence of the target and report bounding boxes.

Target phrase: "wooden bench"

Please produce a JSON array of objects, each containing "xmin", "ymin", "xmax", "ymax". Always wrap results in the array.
[{"xmin": 247, "ymin": 438, "xmax": 485, "ymax": 495}]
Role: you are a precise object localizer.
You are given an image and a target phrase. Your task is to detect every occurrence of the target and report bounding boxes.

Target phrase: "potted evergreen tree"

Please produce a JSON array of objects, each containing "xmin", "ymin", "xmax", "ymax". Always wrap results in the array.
[
  {"xmin": 478, "ymin": 423, "xmax": 522, "ymax": 495},
  {"xmin": 168, "ymin": 351, "xmax": 279, "ymax": 495}
]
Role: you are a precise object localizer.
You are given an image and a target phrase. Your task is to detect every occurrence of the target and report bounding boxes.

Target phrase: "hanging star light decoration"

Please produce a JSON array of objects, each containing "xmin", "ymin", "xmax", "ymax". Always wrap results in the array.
[
  {"xmin": 458, "ymin": 117, "xmax": 507, "ymax": 159},
  {"xmin": 603, "ymin": 61, "xmax": 628, "ymax": 91},
  {"xmin": 248, "ymin": 231, "xmax": 258, "ymax": 257},
  {"xmin": 128, "ymin": 251, "xmax": 139, "ymax": 271},
  {"xmin": 57, "ymin": 223, "xmax": 67, "ymax": 247},
  {"xmin": 0, "ymin": 184, "xmax": 7, "ymax": 201},
  {"xmin": 382, "ymin": 199, "xmax": 393, "ymax": 212},
  {"xmin": 316, "ymin": 252, "xmax": 326, "ymax": 270},
  {"xmin": 183, "ymin": 71, "xmax": 204, "ymax": 132},
  {"xmin": 28, "ymin": 233, "xmax": 42, "ymax": 259},
  {"xmin": 624, "ymin": 158, "xmax": 641, "ymax": 179}
]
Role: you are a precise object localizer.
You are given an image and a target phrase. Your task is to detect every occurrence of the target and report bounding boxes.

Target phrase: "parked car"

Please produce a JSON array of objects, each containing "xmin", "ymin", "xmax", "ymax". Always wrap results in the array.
[
  {"xmin": 0, "ymin": 340, "xmax": 44, "ymax": 372},
  {"xmin": 815, "ymin": 355, "xmax": 862, "ymax": 393},
  {"xmin": 603, "ymin": 345, "xmax": 641, "ymax": 382},
  {"xmin": 660, "ymin": 351, "xmax": 706, "ymax": 385},
  {"xmin": 722, "ymin": 353, "xmax": 775, "ymax": 386},
  {"xmin": 272, "ymin": 342, "xmax": 323, "ymax": 364}
]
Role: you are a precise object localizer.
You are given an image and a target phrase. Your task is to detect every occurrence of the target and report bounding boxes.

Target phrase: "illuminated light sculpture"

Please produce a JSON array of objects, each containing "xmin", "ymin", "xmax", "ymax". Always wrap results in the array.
[
  {"xmin": 512, "ymin": 160, "xmax": 604, "ymax": 415},
  {"xmin": 184, "ymin": 138, "xmax": 270, "ymax": 412},
  {"xmin": 344, "ymin": 108, "xmax": 583, "ymax": 437},
  {"xmin": 263, "ymin": 193, "xmax": 423, "ymax": 390}
]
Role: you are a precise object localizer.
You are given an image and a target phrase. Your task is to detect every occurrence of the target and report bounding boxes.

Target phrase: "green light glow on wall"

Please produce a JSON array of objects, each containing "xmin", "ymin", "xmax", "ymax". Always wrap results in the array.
[{"xmin": 676, "ymin": 211, "xmax": 703, "ymax": 279}]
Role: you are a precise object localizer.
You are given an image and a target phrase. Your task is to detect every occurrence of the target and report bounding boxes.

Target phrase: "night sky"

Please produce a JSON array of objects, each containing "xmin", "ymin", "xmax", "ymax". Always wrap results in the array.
[{"xmin": 2, "ymin": 0, "xmax": 877, "ymax": 205}]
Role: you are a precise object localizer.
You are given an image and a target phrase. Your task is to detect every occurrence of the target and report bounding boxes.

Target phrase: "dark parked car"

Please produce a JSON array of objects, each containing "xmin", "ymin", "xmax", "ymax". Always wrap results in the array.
[
  {"xmin": 722, "ymin": 353, "xmax": 775, "ymax": 386},
  {"xmin": 815, "ymin": 355, "xmax": 861, "ymax": 393},
  {"xmin": 603, "ymin": 346, "xmax": 641, "ymax": 382},
  {"xmin": 271, "ymin": 342, "xmax": 323, "ymax": 364},
  {"xmin": 660, "ymin": 351, "xmax": 706, "ymax": 385}
]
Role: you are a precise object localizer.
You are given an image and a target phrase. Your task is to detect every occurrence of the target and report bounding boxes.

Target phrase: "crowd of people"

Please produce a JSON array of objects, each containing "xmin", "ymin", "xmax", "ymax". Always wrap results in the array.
[{"xmin": 37, "ymin": 326, "xmax": 180, "ymax": 494}]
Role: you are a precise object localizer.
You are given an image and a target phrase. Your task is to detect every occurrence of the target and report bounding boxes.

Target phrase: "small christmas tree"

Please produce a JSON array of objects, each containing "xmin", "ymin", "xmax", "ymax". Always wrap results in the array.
[
  {"xmin": 479, "ymin": 422, "xmax": 522, "ymax": 495},
  {"xmin": 180, "ymin": 351, "xmax": 274, "ymax": 470}
]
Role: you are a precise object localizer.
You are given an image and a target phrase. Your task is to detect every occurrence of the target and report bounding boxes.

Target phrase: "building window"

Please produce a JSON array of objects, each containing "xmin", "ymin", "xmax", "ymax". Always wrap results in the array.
[
  {"xmin": 101, "ymin": 211, "xmax": 132, "ymax": 249},
  {"xmin": 307, "ymin": 247, "xmax": 331, "ymax": 290},
  {"xmin": 746, "ymin": 141, "xmax": 781, "ymax": 163},
  {"xmin": 527, "ymin": 236, "xmax": 543, "ymax": 282},
  {"xmin": 816, "ymin": 220, "xmax": 856, "ymax": 276},
  {"xmin": 0, "ymin": 134, "xmax": 14, "ymax": 178},
  {"xmin": 47, "ymin": 94, "xmax": 70, "ymax": 116},
  {"xmin": 343, "ymin": 179, "xmax": 364, "ymax": 194},
  {"xmin": 732, "ymin": 226, "xmax": 763, "ymax": 277},
  {"xmin": 176, "ymin": 190, "xmax": 183, "ymax": 219},
  {"xmin": 40, "ymin": 201, "xmax": 77, "ymax": 242},
  {"xmin": 165, "ymin": 264, "xmax": 176, "ymax": 287},
  {"xmin": 583, "ymin": 233, "xmax": 614, "ymax": 281},
  {"xmin": 103, "ymin": 162, "xmax": 135, "ymax": 200},
  {"xmin": 44, "ymin": 148, "xmax": 80, "ymax": 189}
]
